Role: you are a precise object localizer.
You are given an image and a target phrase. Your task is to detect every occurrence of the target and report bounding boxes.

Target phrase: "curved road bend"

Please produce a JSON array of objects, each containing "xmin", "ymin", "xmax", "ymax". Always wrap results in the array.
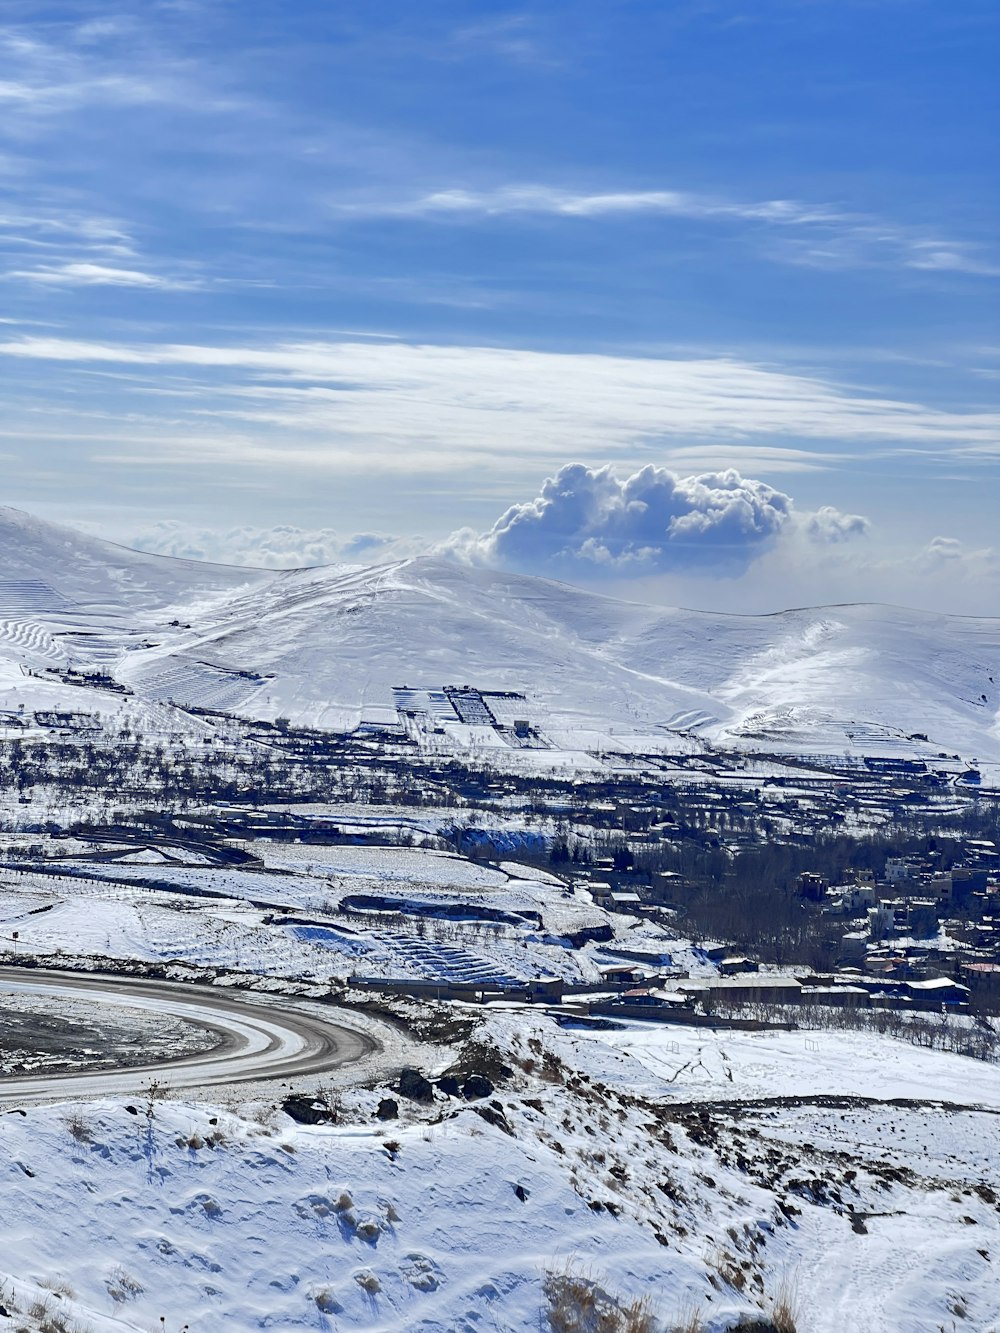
[{"xmin": 0, "ymin": 968, "xmax": 387, "ymax": 1106}]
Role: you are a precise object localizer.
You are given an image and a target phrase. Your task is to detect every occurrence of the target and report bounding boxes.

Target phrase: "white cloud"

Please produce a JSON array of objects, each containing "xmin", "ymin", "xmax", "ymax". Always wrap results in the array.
[
  {"xmin": 904, "ymin": 242, "xmax": 1000, "ymax": 278},
  {"xmin": 337, "ymin": 184, "xmax": 847, "ymax": 226},
  {"xmin": 443, "ymin": 463, "xmax": 868, "ymax": 577},
  {"xmin": 0, "ymin": 207, "xmax": 134, "ymax": 255},
  {"xmin": 335, "ymin": 184, "xmax": 999, "ymax": 277},
  {"xmin": 0, "ymin": 336, "xmax": 996, "ymax": 478},
  {"xmin": 0, "ymin": 22, "xmax": 241, "ymax": 125},
  {"xmin": 4, "ymin": 262, "xmax": 195, "ymax": 289},
  {"xmin": 448, "ymin": 16, "xmax": 555, "ymax": 68},
  {"xmin": 801, "ymin": 505, "xmax": 871, "ymax": 544},
  {"xmin": 915, "ymin": 535, "xmax": 1000, "ymax": 579},
  {"xmin": 129, "ymin": 520, "xmax": 420, "ymax": 569}
]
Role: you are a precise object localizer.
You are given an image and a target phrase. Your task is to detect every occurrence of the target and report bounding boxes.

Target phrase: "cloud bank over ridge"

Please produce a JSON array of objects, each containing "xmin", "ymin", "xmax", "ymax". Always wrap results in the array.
[{"xmin": 445, "ymin": 464, "xmax": 869, "ymax": 577}]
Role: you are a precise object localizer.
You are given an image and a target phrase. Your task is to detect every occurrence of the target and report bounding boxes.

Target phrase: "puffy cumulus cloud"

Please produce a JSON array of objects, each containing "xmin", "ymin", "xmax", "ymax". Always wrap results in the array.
[
  {"xmin": 445, "ymin": 464, "xmax": 867, "ymax": 577},
  {"xmin": 801, "ymin": 505, "xmax": 870, "ymax": 544},
  {"xmin": 915, "ymin": 535, "xmax": 1000, "ymax": 579},
  {"xmin": 128, "ymin": 522, "xmax": 418, "ymax": 570}
]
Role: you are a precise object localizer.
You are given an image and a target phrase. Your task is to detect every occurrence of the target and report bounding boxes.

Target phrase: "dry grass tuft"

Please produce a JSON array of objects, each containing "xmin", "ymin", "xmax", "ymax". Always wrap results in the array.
[
  {"xmin": 544, "ymin": 1267, "xmax": 656, "ymax": 1333},
  {"xmin": 106, "ymin": 1265, "xmax": 143, "ymax": 1306},
  {"xmin": 771, "ymin": 1273, "xmax": 800, "ymax": 1333},
  {"xmin": 668, "ymin": 1310, "xmax": 707, "ymax": 1333}
]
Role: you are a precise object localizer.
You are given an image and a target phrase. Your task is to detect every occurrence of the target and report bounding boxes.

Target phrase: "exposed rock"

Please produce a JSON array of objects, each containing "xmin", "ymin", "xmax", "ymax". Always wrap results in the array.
[
  {"xmin": 462, "ymin": 1073, "xmax": 494, "ymax": 1100},
  {"xmin": 375, "ymin": 1097, "xmax": 399, "ymax": 1120},
  {"xmin": 473, "ymin": 1104, "xmax": 514, "ymax": 1136},
  {"xmin": 282, "ymin": 1094, "xmax": 333, "ymax": 1125},
  {"xmin": 397, "ymin": 1068, "xmax": 435, "ymax": 1103}
]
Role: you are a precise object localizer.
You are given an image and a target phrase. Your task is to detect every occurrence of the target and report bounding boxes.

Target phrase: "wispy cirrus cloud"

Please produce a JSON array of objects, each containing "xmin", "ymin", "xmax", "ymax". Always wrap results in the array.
[
  {"xmin": 4, "ymin": 261, "xmax": 198, "ymax": 290},
  {"xmin": 0, "ymin": 334, "xmax": 997, "ymax": 478},
  {"xmin": 0, "ymin": 207, "xmax": 134, "ymax": 254},
  {"xmin": 335, "ymin": 183, "xmax": 999, "ymax": 277},
  {"xmin": 336, "ymin": 183, "xmax": 845, "ymax": 225},
  {"xmin": 447, "ymin": 14, "xmax": 560, "ymax": 68},
  {"xmin": 0, "ymin": 22, "xmax": 242, "ymax": 126}
]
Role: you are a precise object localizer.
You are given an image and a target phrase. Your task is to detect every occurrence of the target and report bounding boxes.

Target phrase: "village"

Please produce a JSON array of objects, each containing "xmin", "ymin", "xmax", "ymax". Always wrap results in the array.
[{"xmin": 0, "ymin": 699, "xmax": 998, "ymax": 1048}]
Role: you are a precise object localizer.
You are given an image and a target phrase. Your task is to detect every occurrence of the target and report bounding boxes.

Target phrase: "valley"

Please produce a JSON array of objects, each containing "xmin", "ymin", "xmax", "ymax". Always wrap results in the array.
[{"xmin": 0, "ymin": 507, "xmax": 998, "ymax": 1333}]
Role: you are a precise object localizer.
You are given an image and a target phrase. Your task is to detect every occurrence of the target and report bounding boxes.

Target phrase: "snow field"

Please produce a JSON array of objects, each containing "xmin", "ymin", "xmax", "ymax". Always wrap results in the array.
[
  {"xmin": 0, "ymin": 506, "xmax": 997, "ymax": 771},
  {"xmin": 569, "ymin": 1018, "xmax": 1000, "ymax": 1108},
  {"xmin": 0, "ymin": 1095, "xmax": 712, "ymax": 1333},
  {"xmin": 1, "ymin": 1007, "xmax": 997, "ymax": 1333},
  {"xmin": 0, "ymin": 868, "xmax": 601, "ymax": 987}
]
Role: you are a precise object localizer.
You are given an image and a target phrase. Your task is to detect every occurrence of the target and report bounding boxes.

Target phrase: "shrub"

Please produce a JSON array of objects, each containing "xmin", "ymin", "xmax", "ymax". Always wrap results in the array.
[
  {"xmin": 707, "ymin": 1245, "xmax": 748, "ymax": 1293},
  {"xmin": 62, "ymin": 1112, "xmax": 91, "ymax": 1144}
]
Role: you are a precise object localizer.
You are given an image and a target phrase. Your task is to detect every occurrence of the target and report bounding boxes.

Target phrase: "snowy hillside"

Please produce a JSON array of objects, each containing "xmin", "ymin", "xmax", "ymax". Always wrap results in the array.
[
  {"xmin": 1, "ymin": 505, "xmax": 998, "ymax": 764},
  {"xmin": 1, "ymin": 1012, "xmax": 998, "ymax": 1333},
  {"xmin": 0, "ymin": 506, "xmax": 268, "ymax": 612}
]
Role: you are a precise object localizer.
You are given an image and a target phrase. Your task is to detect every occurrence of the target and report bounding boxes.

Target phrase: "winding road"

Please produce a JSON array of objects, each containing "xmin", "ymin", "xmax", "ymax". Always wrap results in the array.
[{"xmin": 0, "ymin": 967, "xmax": 399, "ymax": 1106}]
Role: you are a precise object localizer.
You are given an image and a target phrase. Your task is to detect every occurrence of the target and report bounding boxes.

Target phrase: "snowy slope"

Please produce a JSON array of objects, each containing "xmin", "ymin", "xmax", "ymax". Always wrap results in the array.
[
  {"xmin": 124, "ymin": 554, "xmax": 1000, "ymax": 761},
  {"xmin": 0, "ymin": 506, "xmax": 270, "ymax": 613},
  {"xmin": 1, "ymin": 505, "xmax": 999, "ymax": 762},
  {"xmin": 0, "ymin": 1013, "xmax": 997, "ymax": 1333}
]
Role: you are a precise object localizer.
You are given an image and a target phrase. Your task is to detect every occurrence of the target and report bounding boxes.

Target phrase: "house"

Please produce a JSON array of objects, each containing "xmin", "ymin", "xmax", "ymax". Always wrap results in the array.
[
  {"xmin": 683, "ymin": 976, "xmax": 803, "ymax": 1007},
  {"xmin": 608, "ymin": 891, "xmax": 642, "ymax": 914},
  {"xmin": 930, "ymin": 872, "xmax": 953, "ymax": 906},
  {"xmin": 699, "ymin": 943, "xmax": 730, "ymax": 963},
  {"xmin": 840, "ymin": 930, "xmax": 868, "ymax": 963},
  {"xmin": 618, "ymin": 988, "xmax": 667, "ymax": 1007},
  {"xmin": 905, "ymin": 977, "xmax": 970, "ymax": 1006},
  {"xmin": 895, "ymin": 897, "xmax": 939, "ymax": 936},
  {"xmin": 867, "ymin": 902, "xmax": 895, "ymax": 936},
  {"xmin": 527, "ymin": 977, "xmax": 564, "ymax": 1003},
  {"xmin": 719, "ymin": 956, "xmax": 758, "ymax": 976},
  {"xmin": 846, "ymin": 884, "xmax": 877, "ymax": 913},
  {"xmin": 797, "ymin": 871, "xmax": 827, "ymax": 901},
  {"xmin": 798, "ymin": 985, "xmax": 871, "ymax": 1008},
  {"xmin": 650, "ymin": 870, "xmax": 683, "ymax": 904},
  {"xmin": 583, "ymin": 881, "xmax": 614, "ymax": 905},
  {"xmin": 597, "ymin": 964, "xmax": 646, "ymax": 988},
  {"xmin": 885, "ymin": 857, "xmax": 915, "ymax": 884}
]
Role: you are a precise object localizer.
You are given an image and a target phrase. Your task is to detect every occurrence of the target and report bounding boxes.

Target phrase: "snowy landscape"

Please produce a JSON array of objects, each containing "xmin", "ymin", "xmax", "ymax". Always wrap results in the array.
[
  {"xmin": 0, "ymin": 506, "xmax": 997, "ymax": 1332},
  {"xmin": 3, "ymin": 1, "xmax": 996, "ymax": 1326}
]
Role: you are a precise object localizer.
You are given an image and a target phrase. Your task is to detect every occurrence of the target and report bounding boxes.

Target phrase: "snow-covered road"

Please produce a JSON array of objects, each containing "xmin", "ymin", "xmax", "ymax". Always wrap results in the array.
[{"xmin": 0, "ymin": 968, "xmax": 391, "ymax": 1104}]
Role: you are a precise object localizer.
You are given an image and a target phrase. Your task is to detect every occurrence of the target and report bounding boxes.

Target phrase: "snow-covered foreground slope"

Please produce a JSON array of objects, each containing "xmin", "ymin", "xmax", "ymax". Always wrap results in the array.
[
  {"xmin": 1, "ymin": 1014, "xmax": 997, "ymax": 1333},
  {"xmin": 1, "ymin": 504, "xmax": 998, "ymax": 763}
]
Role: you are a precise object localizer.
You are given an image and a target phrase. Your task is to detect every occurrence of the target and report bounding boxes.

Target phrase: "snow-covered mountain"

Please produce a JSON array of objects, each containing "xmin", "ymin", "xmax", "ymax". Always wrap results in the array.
[
  {"xmin": 1, "ymin": 505, "xmax": 998, "ymax": 765},
  {"xmin": 0, "ymin": 505, "xmax": 269, "ymax": 611}
]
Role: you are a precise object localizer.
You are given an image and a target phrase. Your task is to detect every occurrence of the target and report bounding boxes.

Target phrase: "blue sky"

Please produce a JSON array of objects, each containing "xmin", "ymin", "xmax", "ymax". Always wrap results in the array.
[{"xmin": 0, "ymin": 0, "xmax": 997, "ymax": 609}]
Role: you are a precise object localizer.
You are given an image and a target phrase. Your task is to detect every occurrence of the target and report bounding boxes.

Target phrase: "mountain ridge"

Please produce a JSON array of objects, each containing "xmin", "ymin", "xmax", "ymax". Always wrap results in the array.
[{"xmin": 0, "ymin": 504, "xmax": 997, "ymax": 767}]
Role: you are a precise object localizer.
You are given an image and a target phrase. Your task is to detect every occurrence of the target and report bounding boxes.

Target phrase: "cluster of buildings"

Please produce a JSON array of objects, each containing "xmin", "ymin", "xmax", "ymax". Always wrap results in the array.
[{"xmin": 797, "ymin": 842, "xmax": 1000, "ymax": 1007}]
